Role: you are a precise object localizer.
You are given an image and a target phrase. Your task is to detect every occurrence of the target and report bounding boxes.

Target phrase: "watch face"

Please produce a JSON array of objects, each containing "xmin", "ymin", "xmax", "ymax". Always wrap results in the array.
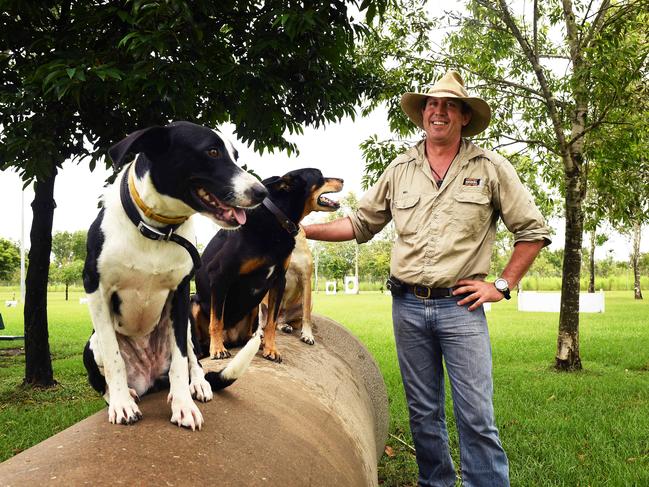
[{"xmin": 495, "ymin": 278, "xmax": 508, "ymax": 291}]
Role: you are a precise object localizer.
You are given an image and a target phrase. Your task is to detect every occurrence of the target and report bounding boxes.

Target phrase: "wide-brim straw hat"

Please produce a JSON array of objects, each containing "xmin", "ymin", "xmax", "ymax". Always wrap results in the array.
[{"xmin": 400, "ymin": 70, "xmax": 492, "ymax": 137}]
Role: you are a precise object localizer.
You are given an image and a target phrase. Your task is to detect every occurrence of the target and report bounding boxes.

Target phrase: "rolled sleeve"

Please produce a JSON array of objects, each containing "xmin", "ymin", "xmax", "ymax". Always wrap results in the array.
[
  {"xmin": 495, "ymin": 157, "xmax": 552, "ymax": 247},
  {"xmin": 349, "ymin": 169, "xmax": 393, "ymax": 244}
]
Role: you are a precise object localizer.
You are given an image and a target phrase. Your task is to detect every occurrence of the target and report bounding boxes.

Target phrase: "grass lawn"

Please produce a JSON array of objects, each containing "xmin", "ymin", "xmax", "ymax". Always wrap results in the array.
[{"xmin": 1, "ymin": 288, "xmax": 648, "ymax": 486}]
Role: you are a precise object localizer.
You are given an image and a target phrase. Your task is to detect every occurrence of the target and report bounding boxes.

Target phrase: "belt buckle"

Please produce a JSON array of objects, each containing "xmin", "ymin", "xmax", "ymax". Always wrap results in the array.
[{"xmin": 414, "ymin": 285, "xmax": 431, "ymax": 299}]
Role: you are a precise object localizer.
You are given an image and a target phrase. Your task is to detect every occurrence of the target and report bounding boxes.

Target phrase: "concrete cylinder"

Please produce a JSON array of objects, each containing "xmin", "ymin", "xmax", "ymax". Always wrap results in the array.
[{"xmin": 0, "ymin": 315, "xmax": 389, "ymax": 486}]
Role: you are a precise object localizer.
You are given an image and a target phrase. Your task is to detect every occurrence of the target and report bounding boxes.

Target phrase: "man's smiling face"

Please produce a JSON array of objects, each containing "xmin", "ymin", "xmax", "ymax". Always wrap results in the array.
[{"xmin": 422, "ymin": 97, "xmax": 472, "ymax": 145}]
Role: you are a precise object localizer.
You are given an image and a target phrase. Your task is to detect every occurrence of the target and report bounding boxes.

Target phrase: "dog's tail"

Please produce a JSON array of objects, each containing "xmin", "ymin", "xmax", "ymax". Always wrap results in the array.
[{"xmin": 204, "ymin": 332, "xmax": 261, "ymax": 391}]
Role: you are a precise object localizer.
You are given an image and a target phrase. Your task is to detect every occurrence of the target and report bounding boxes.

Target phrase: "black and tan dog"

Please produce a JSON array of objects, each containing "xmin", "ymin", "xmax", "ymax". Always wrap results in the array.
[
  {"xmin": 82, "ymin": 121, "xmax": 267, "ymax": 430},
  {"xmin": 192, "ymin": 168, "xmax": 343, "ymax": 362},
  {"xmin": 259, "ymin": 227, "xmax": 317, "ymax": 345}
]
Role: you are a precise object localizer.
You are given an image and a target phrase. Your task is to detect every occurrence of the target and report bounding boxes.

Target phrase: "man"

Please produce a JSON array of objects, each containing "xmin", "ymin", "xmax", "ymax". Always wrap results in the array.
[{"xmin": 304, "ymin": 70, "xmax": 551, "ymax": 486}]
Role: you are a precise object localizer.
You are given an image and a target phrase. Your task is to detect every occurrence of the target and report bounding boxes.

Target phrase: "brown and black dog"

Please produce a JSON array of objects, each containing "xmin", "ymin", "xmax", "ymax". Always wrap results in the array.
[
  {"xmin": 191, "ymin": 168, "xmax": 343, "ymax": 362},
  {"xmin": 260, "ymin": 228, "xmax": 318, "ymax": 345}
]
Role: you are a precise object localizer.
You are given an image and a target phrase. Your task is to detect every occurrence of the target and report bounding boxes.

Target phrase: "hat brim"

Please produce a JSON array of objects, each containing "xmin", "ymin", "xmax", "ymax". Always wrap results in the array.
[{"xmin": 400, "ymin": 92, "xmax": 491, "ymax": 137}]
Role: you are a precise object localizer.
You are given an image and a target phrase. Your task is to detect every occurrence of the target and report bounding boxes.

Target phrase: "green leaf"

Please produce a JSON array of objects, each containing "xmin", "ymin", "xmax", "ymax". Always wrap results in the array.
[{"xmin": 118, "ymin": 32, "xmax": 139, "ymax": 48}]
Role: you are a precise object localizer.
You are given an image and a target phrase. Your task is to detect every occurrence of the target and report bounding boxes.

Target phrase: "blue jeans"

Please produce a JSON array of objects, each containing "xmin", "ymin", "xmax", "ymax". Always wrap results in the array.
[{"xmin": 392, "ymin": 292, "xmax": 509, "ymax": 487}]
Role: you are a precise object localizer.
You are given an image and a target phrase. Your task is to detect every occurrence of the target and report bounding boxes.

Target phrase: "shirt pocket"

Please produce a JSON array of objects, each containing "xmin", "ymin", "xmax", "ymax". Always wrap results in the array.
[
  {"xmin": 392, "ymin": 195, "xmax": 421, "ymax": 236},
  {"xmin": 452, "ymin": 190, "xmax": 491, "ymax": 233}
]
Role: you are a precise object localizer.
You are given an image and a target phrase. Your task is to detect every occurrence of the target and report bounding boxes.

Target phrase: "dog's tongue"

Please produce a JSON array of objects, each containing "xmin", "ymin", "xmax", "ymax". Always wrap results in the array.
[{"xmin": 231, "ymin": 207, "xmax": 247, "ymax": 225}]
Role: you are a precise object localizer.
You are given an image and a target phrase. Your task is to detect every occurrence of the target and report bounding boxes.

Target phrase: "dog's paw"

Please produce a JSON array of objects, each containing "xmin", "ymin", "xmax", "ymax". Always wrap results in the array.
[
  {"xmin": 262, "ymin": 346, "xmax": 282, "ymax": 363},
  {"xmin": 209, "ymin": 347, "xmax": 231, "ymax": 360},
  {"xmin": 168, "ymin": 394, "xmax": 204, "ymax": 431},
  {"xmin": 108, "ymin": 396, "xmax": 142, "ymax": 425},
  {"xmin": 190, "ymin": 376, "xmax": 213, "ymax": 403},
  {"xmin": 279, "ymin": 324, "xmax": 293, "ymax": 334},
  {"xmin": 300, "ymin": 332, "xmax": 315, "ymax": 345}
]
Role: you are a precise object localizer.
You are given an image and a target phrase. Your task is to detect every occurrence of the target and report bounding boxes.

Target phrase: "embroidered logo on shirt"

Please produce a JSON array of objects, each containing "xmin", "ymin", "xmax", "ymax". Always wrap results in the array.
[{"xmin": 463, "ymin": 178, "xmax": 481, "ymax": 187}]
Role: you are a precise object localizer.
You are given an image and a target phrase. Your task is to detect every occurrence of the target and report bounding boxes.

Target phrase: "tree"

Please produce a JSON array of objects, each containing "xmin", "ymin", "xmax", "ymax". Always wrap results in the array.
[
  {"xmin": 315, "ymin": 240, "xmax": 357, "ymax": 282},
  {"xmin": 51, "ymin": 230, "xmax": 87, "ymax": 266},
  {"xmin": 50, "ymin": 230, "xmax": 87, "ymax": 301},
  {"xmin": 630, "ymin": 224, "xmax": 643, "ymax": 299},
  {"xmin": 50, "ymin": 260, "xmax": 85, "ymax": 301},
  {"xmin": 0, "ymin": 238, "xmax": 20, "ymax": 282},
  {"xmin": 359, "ymin": 238, "xmax": 392, "ymax": 281},
  {"xmin": 358, "ymin": 0, "xmax": 648, "ymax": 370},
  {"xmin": 0, "ymin": 0, "xmax": 388, "ymax": 387},
  {"xmin": 586, "ymin": 92, "xmax": 649, "ymax": 299},
  {"xmin": 582, "ymin": 226, "xmax": 609, "ymax": 293}
]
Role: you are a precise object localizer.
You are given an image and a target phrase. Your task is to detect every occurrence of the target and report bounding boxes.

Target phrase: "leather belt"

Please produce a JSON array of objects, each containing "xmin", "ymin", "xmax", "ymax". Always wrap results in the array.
[{"xmin": 408, "ymin": 285, "xmax": 455, "ymax": 299}]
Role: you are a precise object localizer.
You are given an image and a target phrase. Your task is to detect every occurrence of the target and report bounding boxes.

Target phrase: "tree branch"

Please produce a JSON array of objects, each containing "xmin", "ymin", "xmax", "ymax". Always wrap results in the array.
[
  {"xmin": 495, "ymin": 133, "xmax": 556, "ymax": 153},
  {"xmin": 495, "ymin": 0, "xmax": 570, "ymax": 165},
  {"xmin": 580, "ymin": 0, "xmax": 610, "ymax": 51},
  {"xmin": 578, "ymin": 0, "xmax": 597, "ymax": 41},
  {"xmin": 538, "ymin": 54, "xmax": 571, "ymax": 60},
  {"xmin": 533, "ymin": 0, "xmax": 539, "ymax": 63},
  {"xmin": 473, "ymin": 84, "xmax": 549, "ymax": 105}
]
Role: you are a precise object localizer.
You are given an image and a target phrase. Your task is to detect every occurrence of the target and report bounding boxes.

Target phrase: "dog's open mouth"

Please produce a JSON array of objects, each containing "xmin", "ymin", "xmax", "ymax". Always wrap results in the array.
[
  {"xmin": 317, "ymin": 193, "xmax": 340, "ymax": 209},
  {"xmin": 314, "ymin": 178, "xmax": 343, "ymax": 211},
  {"xmin": 194, "ymin": 186, "xmax": 247, "ymax": 226}
]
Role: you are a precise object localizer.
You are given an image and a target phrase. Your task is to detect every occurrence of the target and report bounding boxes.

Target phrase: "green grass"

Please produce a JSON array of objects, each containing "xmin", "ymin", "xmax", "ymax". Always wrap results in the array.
[
  {"xmin": 1, "ymin": 289, "xmax": 649, "ymax": 486},
  {"xmin": 0, "ymin": 289, "xmax": 105, "ymax": 459}
]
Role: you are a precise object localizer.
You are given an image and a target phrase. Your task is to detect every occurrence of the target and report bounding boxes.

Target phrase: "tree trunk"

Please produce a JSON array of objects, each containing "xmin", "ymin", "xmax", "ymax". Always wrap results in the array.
[
  {"xmin": 23, "ymin": 168, "xmax": 58, "ymax": 388},
  {"xmin": 588, "ymin": 229, "xmax": 596, "ymax": 293},
  {"xmin": 632, "ymin": 222, "xmax": 643, "ymax": 300},
  {"xmin": 556, "ymin": 165, "xmax": 584, "ymax": 371},
  {"xmin": 65, "ymin": 283, "xmax": 69, "ymax": 301}
]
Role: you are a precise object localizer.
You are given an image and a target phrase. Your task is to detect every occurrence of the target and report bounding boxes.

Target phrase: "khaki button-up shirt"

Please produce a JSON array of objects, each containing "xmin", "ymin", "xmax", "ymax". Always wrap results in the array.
[{"xmin": 349, "ymin": 139, "xmax": 551, "ymax": 287}]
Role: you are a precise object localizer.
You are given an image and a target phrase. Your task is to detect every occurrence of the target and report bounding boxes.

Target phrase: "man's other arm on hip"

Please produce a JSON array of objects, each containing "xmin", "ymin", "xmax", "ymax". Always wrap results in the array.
[{"xmin": 455, "ymin": 240, "xmax": 546, "ymax": 311}]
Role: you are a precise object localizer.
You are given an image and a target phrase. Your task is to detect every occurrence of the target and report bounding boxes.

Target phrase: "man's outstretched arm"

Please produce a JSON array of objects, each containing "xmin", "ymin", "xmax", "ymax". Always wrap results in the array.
[{"xmin": 303, "ymin": 217, "xmax": 355, "ymax": 242}]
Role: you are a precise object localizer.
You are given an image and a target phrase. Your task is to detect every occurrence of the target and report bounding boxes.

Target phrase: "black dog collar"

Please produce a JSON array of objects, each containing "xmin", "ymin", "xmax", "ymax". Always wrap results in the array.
[
  {"xmin": 119, "ymin": 163, "xmax": 201, "ymax": 271},
  {"xmin": 262, "ymin": 197, "xmax": 299, "ymax": 237}
]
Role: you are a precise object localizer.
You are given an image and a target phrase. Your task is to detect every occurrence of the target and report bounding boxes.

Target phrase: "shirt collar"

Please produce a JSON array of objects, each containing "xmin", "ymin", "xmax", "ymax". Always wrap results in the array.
[{"xmin": 412, "ymin": 138, "xmax": 486, "ymax": 166}]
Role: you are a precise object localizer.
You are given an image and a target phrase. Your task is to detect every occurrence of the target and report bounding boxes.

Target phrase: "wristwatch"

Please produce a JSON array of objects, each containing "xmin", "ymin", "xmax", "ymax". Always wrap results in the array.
[{"xmin": 494, "ymin": 277, "xmax": 511, "ymax": 300}]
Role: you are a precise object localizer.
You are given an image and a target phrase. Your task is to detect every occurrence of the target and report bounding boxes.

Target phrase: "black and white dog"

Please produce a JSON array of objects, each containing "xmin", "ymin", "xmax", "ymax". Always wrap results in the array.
[{"xmin": 82, "ymin": 121, "xmax": 267, "ymax": 430}]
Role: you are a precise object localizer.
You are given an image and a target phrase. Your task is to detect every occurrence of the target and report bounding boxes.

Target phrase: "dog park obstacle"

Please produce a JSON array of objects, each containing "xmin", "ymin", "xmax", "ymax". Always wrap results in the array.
[
  {"xmin": 325, "ymin": 280, "xmax": 337, "ymax": 294},
  {"xmin": 0, "ymin": 315, "xmax": 389, "ymax": 486},
  {"xmin": 518, "ymin": 289, "xmax": 605, "ymax": 313},
  {"xmin": 344, "ymin": 275, "xmax": 359, "ymax": 294}
]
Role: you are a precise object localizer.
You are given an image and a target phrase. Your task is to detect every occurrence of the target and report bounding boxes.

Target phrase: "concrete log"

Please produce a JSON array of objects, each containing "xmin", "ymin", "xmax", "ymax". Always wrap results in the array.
[{"xmin": 0, "ymin": 315, "xmax": 389, "ymax": 486}]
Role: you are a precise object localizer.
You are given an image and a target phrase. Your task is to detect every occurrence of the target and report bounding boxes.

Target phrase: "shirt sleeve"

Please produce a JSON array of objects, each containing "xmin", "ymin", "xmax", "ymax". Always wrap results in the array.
[
  {"xmin": 493, "ymin": 156, "xmax": 552, "ymax": 246},
  {"xmin": 348, "ymin": 167, "xmax": 393, "ymax": 244}
]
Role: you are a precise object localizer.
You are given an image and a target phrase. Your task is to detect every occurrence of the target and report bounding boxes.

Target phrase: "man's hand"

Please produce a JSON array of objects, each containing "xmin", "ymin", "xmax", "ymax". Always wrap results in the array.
[{"xmin": 453, "ymin": 279, "xmax": 504, "ymax": 311}]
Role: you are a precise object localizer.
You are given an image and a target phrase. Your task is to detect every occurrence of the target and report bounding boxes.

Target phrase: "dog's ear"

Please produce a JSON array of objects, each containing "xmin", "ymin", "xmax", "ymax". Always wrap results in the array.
[
  {"xmin": 108, "ymin": 126, "xmax": 169, "ymax": 169},
  {"xmin": 262, "ymin": 176, "xmax": 281, "ymax": 186},
  {"xmin": 263, "ymin": 175, "xmax": 296, "ymax": 191}
]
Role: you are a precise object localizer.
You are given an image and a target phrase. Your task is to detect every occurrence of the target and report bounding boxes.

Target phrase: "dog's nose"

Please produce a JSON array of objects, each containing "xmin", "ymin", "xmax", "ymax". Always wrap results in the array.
[{"xmin": 250, "ymin": 183, "xmax": 268, "ymax": 202}]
